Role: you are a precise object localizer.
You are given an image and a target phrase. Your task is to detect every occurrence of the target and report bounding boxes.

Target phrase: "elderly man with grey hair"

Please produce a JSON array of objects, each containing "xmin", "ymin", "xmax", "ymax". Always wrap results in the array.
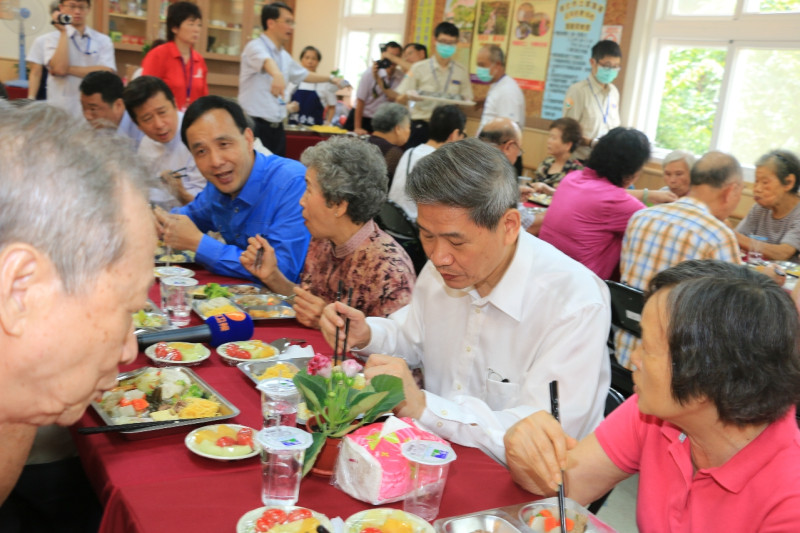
[
  {"xmin": 476, "ymin": 44, "xmax": 525, "ymax": 132},
  {"xmin": 0, "ymin": 103, "xmax": 156, "ymax": 502},
  {"xmin": 367, "ymin": 102, "xmax": 411, "ymax": 184},
  {"xmin": 319, "ymin": 138, "xmax": 610, "ymax": 463},
  {"xmin": 661, "ymin": 149, "xmax": 696, "ymax": 198}
]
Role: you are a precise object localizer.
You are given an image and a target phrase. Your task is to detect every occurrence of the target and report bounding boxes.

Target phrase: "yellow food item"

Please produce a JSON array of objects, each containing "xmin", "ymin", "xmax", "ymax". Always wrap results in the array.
[
  {"xmin": 235, "ymin": 340, "xmax": 277, "ymax": 360},
  {"xmin": 270, "ymin": 517, "xmax": 321, "ymax": 533},
  {"xmin": 179, "ymin": 397, "xmax": 221, "ymax": 419},
  {"xmin": 150, "ymin": 410, "xmax": 179, "ymax": 421},
  {"xmin": 251, "ymin": 308, "xmax": 295, "ymax": 319},
  {"xmin": 255, "ymin": 362, "xmax": 298, "ymax": 380},
  {"xmin": 309, "ymin": 125, "xmax": 348, "ymax": 134},
  {"xmin": 382, "ymin": 518, "xmax": 413, "ymax": 533},
  {"xmin": 194, "ymin": 424, "xmax": 237, "ymax": 444},
  {"xmin": 203, "ymin": 304, "xmax": 238, "ymax": 317}
]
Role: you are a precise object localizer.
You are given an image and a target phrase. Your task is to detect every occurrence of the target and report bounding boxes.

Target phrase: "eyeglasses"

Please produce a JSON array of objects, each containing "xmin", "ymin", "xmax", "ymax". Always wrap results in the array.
[
  {"xmin": 61, "ymin": 3, "xmax": 89, "ymax": 10},
  {"xmin": 597, "ymin": 62, "xmax": 621, "ymax": 71},
  {"xmin": 277, "ymin": 17, "xmax": 295, "ymax": 27},
  {"xmin": 507, "ymin": 140, "xmax": 524, "ymax": 155},
  {"xmin": 436, "ymin": 37, "xmax": 458, "ymax": 45}
]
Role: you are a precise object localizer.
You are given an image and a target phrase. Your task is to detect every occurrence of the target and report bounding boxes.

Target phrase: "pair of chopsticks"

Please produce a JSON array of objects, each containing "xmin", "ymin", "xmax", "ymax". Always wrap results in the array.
[
  {"xmin": 78, "ymin": 419, "xmax": 188, "ymax": 434},
  {"xmin": 332, "ymin": 280, "xmax": 353, "ymax": 366},
  {"xmin": 254, "ymin": 233, "xmax": 264, "ymax": 272},
  {"xmin": 550, "ymin": 380, "xmax": 568, "ymax": 533}
]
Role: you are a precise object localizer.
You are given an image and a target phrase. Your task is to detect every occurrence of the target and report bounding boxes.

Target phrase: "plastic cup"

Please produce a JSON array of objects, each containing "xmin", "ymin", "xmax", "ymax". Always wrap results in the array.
[
  {"xmin": 401, "ymin": 440, "xmax": 457, "ymax": 521},
  {"xmin": 256, "ymin": 426, "xmax": 313, "ymax": 506},
  {"xmin": 257, "ymin": 378, "xmax": 302, "ymax": 411},
  {"xmin": 262, "ymin": 400, "xmax": 298, "ymax": 428},
  {"xmin": 747, "ymin": 235, "xmax": 768, "ymax": 265},
  {"xmin": 160, "ymin": 276, "xmax": 197, "ymax": 327}
]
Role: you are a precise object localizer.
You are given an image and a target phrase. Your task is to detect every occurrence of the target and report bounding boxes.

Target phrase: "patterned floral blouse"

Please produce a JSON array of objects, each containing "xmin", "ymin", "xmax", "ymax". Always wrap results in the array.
[
  {"xmin": 300, "ymin": 219, "xmax": 416, "ymax": 317},
  {"xmin": 534, "ymin": 155, "xmax": 584, "ymax": 187}
]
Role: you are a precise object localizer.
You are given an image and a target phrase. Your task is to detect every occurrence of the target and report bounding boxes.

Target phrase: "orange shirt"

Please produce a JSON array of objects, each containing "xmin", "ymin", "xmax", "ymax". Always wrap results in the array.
[{"xmin": 141, "ymin": 41, "xmax": 208, "ymax": 111}]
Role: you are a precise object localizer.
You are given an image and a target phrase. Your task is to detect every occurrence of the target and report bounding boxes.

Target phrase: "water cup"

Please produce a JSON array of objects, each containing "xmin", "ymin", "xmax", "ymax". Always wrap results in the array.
[
  {"xmin": 160, "ymin": 276, "xmax": 197, "ymax": 327},
  {"xmin": 262, "ymin": 400, "xmax": 298, "ymax": 428},
  {"xmin": 257, "ymin": 378, "xmax": 302, "ymax": 411},
  {"xmin": 747, "ymin": 235, "xmax": 768, "ymax": 265},
  {"xmin": 257, "ymin": 426, "xmax": 313, "ymax": 506},
  {"xmin": 401, "ymin": 440, "xmax": 457, "ymax": 521}
]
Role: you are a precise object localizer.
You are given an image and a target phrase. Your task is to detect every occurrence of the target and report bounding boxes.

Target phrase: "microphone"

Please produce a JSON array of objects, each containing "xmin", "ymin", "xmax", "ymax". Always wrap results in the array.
[{"xmin": 137, "ymin": 312, "xmax": 254, "ymax": 350}]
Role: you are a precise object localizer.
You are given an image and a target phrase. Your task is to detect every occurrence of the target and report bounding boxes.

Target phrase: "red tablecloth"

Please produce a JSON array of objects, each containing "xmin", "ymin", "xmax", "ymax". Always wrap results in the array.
[
  {"xmin": 72, "ymin": 269, "xmax": 536, "ymax": 532},
  {"xmin": 285, "ymin": 131, "xmax": 329, "ymax": 161}
]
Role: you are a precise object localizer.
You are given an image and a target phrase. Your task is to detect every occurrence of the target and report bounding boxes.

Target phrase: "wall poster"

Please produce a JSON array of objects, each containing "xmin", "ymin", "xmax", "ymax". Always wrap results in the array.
[
  {"xmin": 506, "ymin": 0, "xmax": 558, "ymax": 91},
  {"xmin": 469, "ymin": 1, "xmax": 512, "ymax": 77},
  {"xmin": 443, "ymin": 0, "xmax": 478, "ymax": 71}
]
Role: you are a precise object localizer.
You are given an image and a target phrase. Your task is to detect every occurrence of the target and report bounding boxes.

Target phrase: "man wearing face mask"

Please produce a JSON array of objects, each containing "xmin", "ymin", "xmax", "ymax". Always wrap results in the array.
[
  {"xmin": 563, "ymin": 40, "xmax": 622, "ymax": 161},
  {"xmin": 476, "ymin": 44, "xmax": 525, "ymax": 134},
  {"xmin": 396, "ymin": 22, "xmax": 473, "ymax": 148}
]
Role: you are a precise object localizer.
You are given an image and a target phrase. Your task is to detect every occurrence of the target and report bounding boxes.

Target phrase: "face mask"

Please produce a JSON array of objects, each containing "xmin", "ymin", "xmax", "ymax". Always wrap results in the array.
[
  {"xmin": 436, "ymin": 42, "xmax": 456, "ymax": 59},
  {"xmin": 476, "ymin": 66, "xmax": 493, "ymax": 83},
  {"xmin": 595, "ymin": 66, "xmax": 619, "ymax": 85}
]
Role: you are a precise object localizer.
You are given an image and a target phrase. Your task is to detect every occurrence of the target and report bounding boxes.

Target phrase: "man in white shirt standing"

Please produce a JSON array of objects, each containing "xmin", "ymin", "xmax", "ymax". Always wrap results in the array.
[
  {"xmin": 563, "ymin": 40, "xmax": 622, "ymax": 161},
  {"xmin": 238, "ymin": 2, "xmax": 342, "ymax": 157},
  {"xmin": 476, "ymin": 44, "xmax": 525, "ymax": 133},
  {"xmin": 321, "ymin": 138, "xmax": 610, "ymax": 464},
  {"xmin": 33, "ymin": 0, "xmax": 116, "ymax": 117}
]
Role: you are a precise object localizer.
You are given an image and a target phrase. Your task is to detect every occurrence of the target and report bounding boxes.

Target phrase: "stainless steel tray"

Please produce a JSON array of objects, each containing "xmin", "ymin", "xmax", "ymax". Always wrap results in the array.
[
  {"xmin": 237, "ymin": 357, "xmax": 310, "ymax": 385},
  {"xmin": 133, "ymin": 299, "xmax": 171, "ymax": 332},
  {"xmin": 436, "ymin": 509, "xmax": 522, "ymax": 533},
  {"xmin": 191, "ymin": 296, "xmax": 246, "ymax": 320},
  {"xmin": 89, "ymin": 366, "xmax": 240, "ymax": 436}
]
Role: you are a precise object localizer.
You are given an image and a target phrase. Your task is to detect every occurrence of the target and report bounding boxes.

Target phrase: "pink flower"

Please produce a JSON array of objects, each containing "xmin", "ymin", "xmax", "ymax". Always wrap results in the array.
[
  {"xmin": 307, "ymin": 353, "xmax": 332, "ymax": 377},
  {"xmin": 341, "ymin": 359, "xmax": 363, "ymax": 378}
]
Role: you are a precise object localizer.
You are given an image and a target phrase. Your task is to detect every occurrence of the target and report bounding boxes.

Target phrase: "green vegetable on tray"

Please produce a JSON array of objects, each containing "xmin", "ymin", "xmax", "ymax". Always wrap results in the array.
[{"xmin": 203, "ymin": 283, "xmax": 232, "ymax": 299}]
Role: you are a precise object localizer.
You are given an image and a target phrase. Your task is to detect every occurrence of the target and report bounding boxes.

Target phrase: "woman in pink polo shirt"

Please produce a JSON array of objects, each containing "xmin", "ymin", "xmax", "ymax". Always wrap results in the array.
[{"xmin": 504, "ymin": 259, "xmax": 800, "ymax": 532}]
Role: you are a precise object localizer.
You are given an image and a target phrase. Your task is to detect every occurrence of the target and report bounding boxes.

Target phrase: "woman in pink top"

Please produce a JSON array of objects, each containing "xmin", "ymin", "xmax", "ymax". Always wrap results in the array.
[
  {"xmin": 538, "ymin": 127, "xmax": 649, "ymax": 280},
  {"xmin": 505, "ymin": 260, "xmax": 800, "ymax": 532}
]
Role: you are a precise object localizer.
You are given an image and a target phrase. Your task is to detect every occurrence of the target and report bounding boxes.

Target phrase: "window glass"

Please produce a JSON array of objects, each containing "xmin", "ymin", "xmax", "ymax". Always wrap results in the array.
[
  {"xmin": 743, "ymin": 0, "xmax": 800, "ymax": 12},
  {"xmin": 376, "ymin": 0, "xmax": 406, "ymax": 14},
  {"xmin": 670, "ymin": 0, "xmax": 735, "ymax": 15},
  {"xmin": 349, "ymin": 0, "xmax": 372, "ymax": 15}
]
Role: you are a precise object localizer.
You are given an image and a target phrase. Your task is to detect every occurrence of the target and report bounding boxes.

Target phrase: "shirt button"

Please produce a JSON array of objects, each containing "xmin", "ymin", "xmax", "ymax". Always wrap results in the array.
[
  {"xmin": 456, "ymin": 384, "xmax": 462, "ymax": 390},
  {"xmin": 474, "ymin": 308, "xmax": 480, "ymax": 314},
  {"xmin": 465, "ymin": 346, "xmax": 471, "ymax": 352},
  {"xmin": 436, "ymin": 422, "xmax": 443, "ymax": 428},
  {"xmin": 235, "ymin": 234, "xmax": 240, "ymax": 239},
  {"xmin": 233, "ymin": 207, "xmax": 239, "ymax": 213}
]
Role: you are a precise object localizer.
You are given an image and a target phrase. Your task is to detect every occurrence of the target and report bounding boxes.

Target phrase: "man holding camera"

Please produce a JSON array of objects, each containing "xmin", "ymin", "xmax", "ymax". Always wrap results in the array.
[
  {"xmin": 28, "ymin": 0, "xmax": 116, "ymax": 118},
  {"xmin": 346, "ymin": 41, "xmax": 405, "ymax": 135}
]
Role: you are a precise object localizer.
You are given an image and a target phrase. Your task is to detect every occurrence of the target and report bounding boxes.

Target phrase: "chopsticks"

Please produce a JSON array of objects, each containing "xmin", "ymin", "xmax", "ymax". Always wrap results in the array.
[
  {"xmin": 78, "ymin": 419, "xmax": 189, "ymax": 434},
  {"xmin": 549, "ymin": 380, "xmax": 567, "ymax": 533},
  {"xmin": 254, "ymin": 233, "xmax": 264, "ymax": 272},
  {"xmin": 332, "ymin": 280, "xmax": 344, "ymax": 365},
  {"xmin": 342, "ymin": 288, "xmax": 353, "ymax": 364}
]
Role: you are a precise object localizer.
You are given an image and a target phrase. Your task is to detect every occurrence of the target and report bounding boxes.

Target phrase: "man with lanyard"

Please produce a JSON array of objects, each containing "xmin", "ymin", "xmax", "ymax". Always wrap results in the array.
[
  {"xmin": 396, "ymin": 22, "xmax": 473, "ymax": 148},
  {"xmin": 38, "ymin": 0, "xmax": 116, "ymax": 118},
  {"xmin": 563, "ymin": 40, "xmax": 622, "ymax": 161},
  {"xmin": 239, "ymin": 2, "xmax": 343, "ymax": 157},
  {"xmin": 476, "ymin": 44, "xmax": 525, "ymax": 133},
  {"xmin": 347, "ymin": 41, "xmax": 404, "ymax": 135}
]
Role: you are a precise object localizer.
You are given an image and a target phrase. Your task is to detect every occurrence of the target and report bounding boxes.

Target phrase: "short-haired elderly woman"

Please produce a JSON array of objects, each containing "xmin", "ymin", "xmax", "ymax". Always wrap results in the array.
[
  {"xmin": 735, "ymin": 149, "xmax": 800, "ymax": 261},
  {"xmin": 240, "ymin": 135, "xmax": 415, "ymax": 329},
  {"xmin": 538, "ymin": 127, "xmax": 650, "ymax": 279},
  {"xmin": 533, "ymin": 117, "xmax": 584, "ymax": 190},
  {"xmin": 504, "ymin": 260, "xmax": 800, "ymax": 532},
  {"xmin": 367, "ymin": 102, "xmax": 411, "ymax": 186},
  {"xmin": 660, "ymin": 149, "xmax": 696, "ymax": 198}
]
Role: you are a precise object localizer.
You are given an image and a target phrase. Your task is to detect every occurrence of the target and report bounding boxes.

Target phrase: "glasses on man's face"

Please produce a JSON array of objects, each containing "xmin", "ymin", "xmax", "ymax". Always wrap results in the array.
[
  {"xmin": 278, "ymin": 18, "xmax": 295, "ymax": 27},
  {"xmin": 597, "ymin": 62, "xmax": 621, "ymax": 71},
  {"xmin": 507, "ymin": 140, "xmax": 524, "ymax": 155},
  {"xmin": 62, "ymin": 2, "xmax": 89, "ymax": 11},
  {"xmin": 436, "ymin": 37, "xmax": 458, "ymax": 45}
]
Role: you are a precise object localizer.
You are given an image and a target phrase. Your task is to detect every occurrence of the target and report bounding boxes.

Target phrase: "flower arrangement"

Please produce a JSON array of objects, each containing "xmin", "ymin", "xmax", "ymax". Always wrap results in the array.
[{"xmin": 292, "ymin": 354, "xmax": 404, "ymax": 475}]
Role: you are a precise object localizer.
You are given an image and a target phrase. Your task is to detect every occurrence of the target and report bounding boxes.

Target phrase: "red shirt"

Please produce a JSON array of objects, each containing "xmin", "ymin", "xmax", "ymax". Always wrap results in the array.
[
  {"xmin": 141, "ymin": 41, "xmax": 208, "ymax": 111},
  {"xmin": 596, "ymin": 396, "xmax": 800, "ymax": 532}
]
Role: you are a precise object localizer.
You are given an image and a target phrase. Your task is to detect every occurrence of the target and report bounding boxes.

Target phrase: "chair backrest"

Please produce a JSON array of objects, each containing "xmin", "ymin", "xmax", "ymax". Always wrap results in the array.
[
  {"xmin": 605, "ymin": 280, "xmax": 644, "ymax": 338},
  {"xmin": 375, "ymin": 201, "xmax": 428, "ymax": 275},
  {"xmin": 605, "ymin": 387, "xmax": 626, "ymax": 417}
]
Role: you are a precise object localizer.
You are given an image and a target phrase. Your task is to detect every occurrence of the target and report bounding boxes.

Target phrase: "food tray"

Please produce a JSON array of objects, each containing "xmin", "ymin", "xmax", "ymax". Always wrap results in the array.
[
  {"xmin": 192, "ymin": 297, "xmax": 246, "ymax": 320},
  {"xmin": 89, "ymin": 366, "xmax": 240, "ymax": 437},
  {"xmin": 528, "ymin": 193, "xmax": 552, "ymax": 206},
  {"xmin": 235, "ymin": 294, "xmax": 296, "ymax": 320},
  {"xmin": 191, "ymin": 283, "xmax": 268, "ymax": 299},
  {"xmin": 133, "ymin": 299, "xmax": 170, "ymax": 331},
  {"xmin": 436, "ymin": 509, "xmax": 522, "ymax": 533},
  {"xmin": 237, "ymin": 357, "xmax": 310, "ymax": 385},
  {"xmin": 154, "ymin": 248, "xmax": 195, "ymax": 264}
]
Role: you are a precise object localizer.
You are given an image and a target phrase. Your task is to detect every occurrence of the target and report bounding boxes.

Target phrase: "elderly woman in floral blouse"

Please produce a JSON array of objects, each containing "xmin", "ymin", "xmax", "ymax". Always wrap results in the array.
[{"xmin": 240, "ymin": 135, "xmax": 416, "ymax": 329}]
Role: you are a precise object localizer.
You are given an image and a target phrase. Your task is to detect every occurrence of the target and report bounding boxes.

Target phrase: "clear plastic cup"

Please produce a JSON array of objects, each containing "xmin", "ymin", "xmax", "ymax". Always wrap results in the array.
[
  {"xmin": 401, "ymin": 440, "xmax": 457, "ymax": 521},
  {"xmin": 262, "ymin": 400, "xmax": 298, "ymax": 428},
  {"xmin": 160, "ymin": 276, "xmax": 197, "ymax": 327},
  {"xmin": 256, "ymin": 426, "xmax": 313, "ymax": 506},
  {"xmin": 257, "ymin": 378, "xmax": 302, "ymax": 410},
  {"xmin": 747, "ymin": 235, "xmax": 768, "ymax": 265}
]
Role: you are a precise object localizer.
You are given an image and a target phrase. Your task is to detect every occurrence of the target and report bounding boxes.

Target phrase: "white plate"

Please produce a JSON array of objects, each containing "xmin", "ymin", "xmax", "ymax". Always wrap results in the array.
[
  {"xmin": 154, "ymin": 266, "xmax": 195, "ymax": 278},
  {"xmin": 144, "ymin": 342, "xmax": 211, "ymax": 366},
  {"xmin": 236, "ymin": 506, "xmax": 333, "ymax": 533},
  {"xmin": 185, "ymin": 423, "xmax": 259, "ymax": 461},
  {"xmin": 344, "ymin": 508, "xmax": 435, "ymax": 533},
  {"xmin": 217, "ymin": 340, "xmax": 279, "ymax": 365}
]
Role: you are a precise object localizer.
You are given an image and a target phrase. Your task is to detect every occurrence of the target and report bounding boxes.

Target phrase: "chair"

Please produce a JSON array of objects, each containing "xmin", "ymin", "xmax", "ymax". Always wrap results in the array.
[
  {"xmin": 587, "ymin": 386, "xmax": 627, "ymax": 515},
  {"xmin": 375, "ymin": 201, "xmax": 428, "ymax": 275},
  {"xmin": 605, "ymin": 281, "xmax": 644, "ymax": 398}
]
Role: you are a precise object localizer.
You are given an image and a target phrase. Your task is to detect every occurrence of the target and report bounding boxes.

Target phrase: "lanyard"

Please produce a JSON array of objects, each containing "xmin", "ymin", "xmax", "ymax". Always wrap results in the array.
[
  {"xmin": 430, "ymin": 60, "xmax": 454, "ymax": 93},
  {"xmin": 70, "ymin": 32, "xmax": 92, "ymax": 55},
  {"xmin": 179, "ymin": 52, "xmax": 195, "ymax": 103},
  {"xmin": 587, "ymin": 79, "xmax": 609, "ymax": 126}
]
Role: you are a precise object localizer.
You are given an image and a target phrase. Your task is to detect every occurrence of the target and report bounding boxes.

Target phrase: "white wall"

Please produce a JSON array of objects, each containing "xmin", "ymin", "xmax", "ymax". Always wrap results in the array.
[
  {"xmin": 0, "ymin": 0, "xmax": 60, "ymax": 60},
  {"xmin": 292, "ymin": 0, "xmax": 342, "ymax": 74}
]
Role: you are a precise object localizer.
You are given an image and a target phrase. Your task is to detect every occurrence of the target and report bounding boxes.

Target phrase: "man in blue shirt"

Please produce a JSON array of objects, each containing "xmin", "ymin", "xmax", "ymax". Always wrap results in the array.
[{"xmin": 155, "ymin": 95, "xmax": 310, "ymax": 282}]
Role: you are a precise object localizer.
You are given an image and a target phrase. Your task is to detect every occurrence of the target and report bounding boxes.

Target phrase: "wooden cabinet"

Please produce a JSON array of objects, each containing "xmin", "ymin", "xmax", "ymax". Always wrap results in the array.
[{"xmin": 94, "ymin": 0, "xmax": 294, "ymax": 96}]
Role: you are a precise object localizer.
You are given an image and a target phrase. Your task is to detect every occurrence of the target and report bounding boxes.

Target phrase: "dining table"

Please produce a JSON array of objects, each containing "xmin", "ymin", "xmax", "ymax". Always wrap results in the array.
[{"xmin": 71, "ymin": 267, "xmax": 538, "ymax": 533}]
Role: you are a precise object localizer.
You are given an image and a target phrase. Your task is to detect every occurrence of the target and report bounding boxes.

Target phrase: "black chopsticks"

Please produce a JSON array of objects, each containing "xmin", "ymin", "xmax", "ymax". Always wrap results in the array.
[
  {"xmin": 549, "ymin": 380, "xmax": 567, "ymax": 533},
  {"xmin": 78, "ymin": 419, "xmax": 189, "ymax": 434},
  {"xmin": 332, "ymin": 281, "xmax": 344, "ymax": 365}
]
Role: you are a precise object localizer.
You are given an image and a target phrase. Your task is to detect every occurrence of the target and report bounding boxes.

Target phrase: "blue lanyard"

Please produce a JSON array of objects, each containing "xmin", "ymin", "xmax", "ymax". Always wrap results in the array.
[
  {"xmin": 70, "ymin": 32, "xmax": 92, "ymax": 55},
  {"xmin": 430, "ymin": 60, "xmax": 454, "ymax": 93},
  {"xmin": 587, "ymin": 79, "xmax": 609, "ymax": 126},
  {"xmin": 179, "ymin": 53, "xmax": 195, "ymax": 103}
]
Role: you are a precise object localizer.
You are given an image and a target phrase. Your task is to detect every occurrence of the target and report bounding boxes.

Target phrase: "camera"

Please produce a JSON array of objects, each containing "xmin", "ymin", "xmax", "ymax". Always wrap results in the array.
[
  {"xmin": 52, "ymin": 13, "xmax": 73, "ymax": 25},
  {"xmin": 376, "ymin": 43, "xmax": 392, "ymax": 69}
]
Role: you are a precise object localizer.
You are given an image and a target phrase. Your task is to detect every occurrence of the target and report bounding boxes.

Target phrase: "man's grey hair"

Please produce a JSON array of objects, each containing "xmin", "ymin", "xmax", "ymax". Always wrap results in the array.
[
  {"xmin": 663, "ymin": 150, "xmax": 696, "ymax": 169},
  {"xmin": 482, "ymin": 44, "xmax": 505, "ymax": 66},
  {"xmin": 371, "ymin": 103, "xmax": 410, "ymax": 133},
  {"xmin": 690, "ymin": 151, "xmax": 742, "ymax": 188},
  {"xmin": 300, "ymin": 136, "xmax": 387, "ymax": 224},
  {"xmin": 406, "ymin": 138, "xmax": 516, "ymax": 230},
  {"xmin": 0, "ymin": 103, "xmax": 153, "ymax": 294}
]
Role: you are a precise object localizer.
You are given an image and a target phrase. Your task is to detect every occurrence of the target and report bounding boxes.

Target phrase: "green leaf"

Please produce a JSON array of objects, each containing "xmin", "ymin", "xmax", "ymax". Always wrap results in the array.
[
  {"xmin": 301, "ymin": 431, "xmax": 329, "ymax": 477},
  {"xmin": 345, "ymin": 390, "xmax": 388, "ymax": 421},
  {"xmin": 293, "ymin": 372, "xmax": 327, "ymax": 412},
  {"xmin": 362, "ymin": 375, "xmax": 405, "ymax": 423},
  {"xmin": 330, "ymin": 422, "xmax": 362, "ymax": 438}
]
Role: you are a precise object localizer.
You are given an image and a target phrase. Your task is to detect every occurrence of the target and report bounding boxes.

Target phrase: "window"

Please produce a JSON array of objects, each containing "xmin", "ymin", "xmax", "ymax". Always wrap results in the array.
[
  {"xmin": 623, "ymin": 0, "xmax": 800, "ymax": 172},
  {"xmin": 339, "ymin": 0, "xmax": 406, "ymax": 92}
]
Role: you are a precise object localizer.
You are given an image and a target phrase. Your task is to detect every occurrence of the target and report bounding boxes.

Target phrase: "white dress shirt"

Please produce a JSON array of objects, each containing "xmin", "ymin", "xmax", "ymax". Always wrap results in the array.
[
  {"xmin": 355, "ymin": 232, "xmax": 611, "ymax": 463},
  {"xmin": 239, "ymin": 34, "xmax": 308, "ymax": 122},
  {"xmin": 41, "ymin": 26, "xmax": 116, "ymax": 118},
  {"xmin": 389, "ymin": 144, "xmax": 436, "ymax": 221},
  {"xmin": 137, "ymin": 112, "xmax": 206, "ymax": 209},
  {"xmin": 478, "ymin": 74, "xmax": 526, "ymax": 131}
]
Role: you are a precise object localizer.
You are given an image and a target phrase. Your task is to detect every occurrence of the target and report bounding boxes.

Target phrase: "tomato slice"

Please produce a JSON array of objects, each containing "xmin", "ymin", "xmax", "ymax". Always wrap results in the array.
[
  {"xmin": 360, "ymin": 528, "xmax": 382, "ymax": 533},
  {"xmin": 255, "ymin": 517, "xmax": 273, "ymax": 532},
  {"xmin": 237, "ymin": 428, "xmax": 254, "ymax": 448},
  {"xmin": 261, "ymin": 508, "xmax": 288, "ymax": 526},
  {"xmin": 163, "ymin": 348, "xmax": 183, "ymax": 361},
  {"xmin": 216, "ymin": 436, "xmax": 236, "ymax": 447},
  {"xmin": 287, "ymin": 509, "xmax": 313, "ymax": 522},
  {"xmin": 155, "ymin": 342, "xmax": 169, "ymax": 357}
]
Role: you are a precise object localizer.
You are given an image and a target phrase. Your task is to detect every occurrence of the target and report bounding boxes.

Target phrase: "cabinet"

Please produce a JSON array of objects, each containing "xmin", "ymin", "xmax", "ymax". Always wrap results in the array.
[{"xmin": 95, "ymin": 0, "xmax": 295, "ymax": 96}]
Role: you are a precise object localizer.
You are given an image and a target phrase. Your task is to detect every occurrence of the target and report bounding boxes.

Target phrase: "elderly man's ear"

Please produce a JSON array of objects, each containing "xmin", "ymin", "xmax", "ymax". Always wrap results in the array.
[{"xmin": 0, "ymin": 244, "xmax": 55, "ymax": 337}]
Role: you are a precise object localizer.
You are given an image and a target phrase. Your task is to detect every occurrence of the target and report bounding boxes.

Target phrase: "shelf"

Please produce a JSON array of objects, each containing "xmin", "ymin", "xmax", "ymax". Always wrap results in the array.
[
  {"xmin": 110, "ymin": 13, "xmax": 147, "ymax": 20},
  {"xmin": 113, "ymin": 42, "xmax": 144, "ymax": 52},
  {"xmin": 203, "ymin": 51, "xmax": 242, "ymax": 62},
  {"xmin": 207, "ymin": 24, "xmax": 242, "ymax": 32}
]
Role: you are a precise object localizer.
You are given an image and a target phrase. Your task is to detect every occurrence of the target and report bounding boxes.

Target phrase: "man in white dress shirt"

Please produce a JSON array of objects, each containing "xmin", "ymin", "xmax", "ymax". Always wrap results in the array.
[
  {"xmin": 30, "ymin": 0, "xmax": 116, "ymax": 118},
  {"xmin": 123, "ymin": 76, "xmax": 206, "ymax": 209},
  {"xmin": 79, "ymin": 71, "xmax": 144, "ymax": 150},
  {"xmin": 238, "ymin": 2, "xmax": 342, "ymax": 156},
  {"xmin": 321, "ymin": 138, "xmax": 610, "ymax": 464},
  {"xmin": 476, "ymin": 44, "xmax": 525, "ymax": 132}
]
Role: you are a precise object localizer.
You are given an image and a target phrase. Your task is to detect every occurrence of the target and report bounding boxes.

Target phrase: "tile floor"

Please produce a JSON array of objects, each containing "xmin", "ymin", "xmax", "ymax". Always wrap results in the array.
[{"xmin": 595, "ymin": 474, "xmax": 639, "ymax": 533}]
